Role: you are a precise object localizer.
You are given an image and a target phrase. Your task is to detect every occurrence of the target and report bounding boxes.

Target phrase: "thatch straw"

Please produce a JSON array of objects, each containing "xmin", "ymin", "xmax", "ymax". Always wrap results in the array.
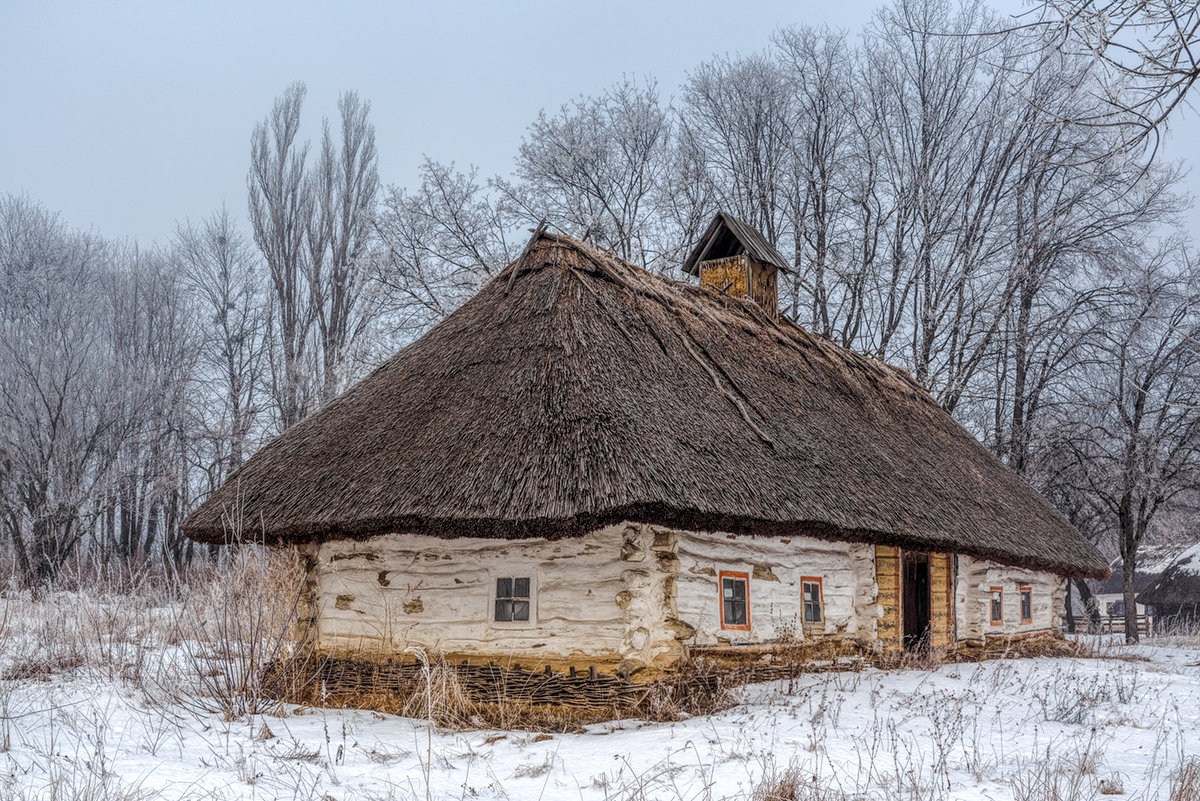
[{"xmin": 183, "ymin": 231, "xmax": 1108, "ymax": 579}]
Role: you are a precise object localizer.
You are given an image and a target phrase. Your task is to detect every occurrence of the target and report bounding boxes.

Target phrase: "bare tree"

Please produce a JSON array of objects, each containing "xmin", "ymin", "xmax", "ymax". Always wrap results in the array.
[
  {"xmin": 1056, "ymin": 246, "xmax": 1200, "ymax": 642},
  {"xmin": 495, "ymin": 78, "xmax": 670, "ymax": 267},
  {"xmin": 176, "ymin": 209, "xmax": 269, "ymax": 481},
  {"xmin": 1026, "ymin": 0, "xmax": 1200, "ymax": 146},
  {"xmin": 774, "ymin": 25, "xmax": 862, "ymax": 332},
  {"xmin": 679, "ymin": 53, "xmax": 795, "ymax": 245},
  {"xmin": 102, "ymin": 248, "xmax": 198, "ymax": 567},
  {"xmin": 374, "ymin": 159, "xmax": 517, "ymax": 341},
  {"xmin": 248, "ymin": 82, "xmax": 316, "ymax": 431},
  {"xmin": 307, "ymin": 91, "xmax": 380, "ymax": 402},
  {"xmin": 0, "ymin": 196, "xmax": 148, "ymax": 583}
]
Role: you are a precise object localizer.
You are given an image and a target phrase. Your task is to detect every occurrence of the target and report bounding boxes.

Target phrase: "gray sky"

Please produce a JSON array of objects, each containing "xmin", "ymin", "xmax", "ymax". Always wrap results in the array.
[{"xmin": 2, "ymin": 0, "xmax": 1195, "ymax": 244}]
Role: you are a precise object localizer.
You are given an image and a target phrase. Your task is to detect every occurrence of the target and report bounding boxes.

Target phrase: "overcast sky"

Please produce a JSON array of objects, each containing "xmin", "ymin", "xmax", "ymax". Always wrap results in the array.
[{"xmin": 2, "ymin": 0, "xmax": 1196, "ymax": 245}]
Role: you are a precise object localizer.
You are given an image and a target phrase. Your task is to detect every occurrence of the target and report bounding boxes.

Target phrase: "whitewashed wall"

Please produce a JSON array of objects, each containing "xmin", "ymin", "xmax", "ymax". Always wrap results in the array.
[
  {"xmin": 308, "ymin": 524, "xmax": 1069, "ymax": 664},
  {"xmin": 308, "ymin": 523, "xmax": 685, "ymax": 672},
  {"xmin": 954, "ymin": 556, "xmax": 1065, "ymax": 643},
  {"xmin": 311, "ymin": 527, "xmax": 628, "ymax": 664},
  {"xmin": 674, "ymin": 531, "xmax": 878, "ymax": 647}
]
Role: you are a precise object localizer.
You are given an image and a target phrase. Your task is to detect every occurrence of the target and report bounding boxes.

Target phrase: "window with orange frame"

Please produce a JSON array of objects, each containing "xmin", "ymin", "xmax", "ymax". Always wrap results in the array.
[
  {"xmin": 990, "ymin": 586, "xmax": 1003, "ymax": 625},
  {"xmin": 719, "ymin": 570, "xmax": 750, "ymax": 630}
]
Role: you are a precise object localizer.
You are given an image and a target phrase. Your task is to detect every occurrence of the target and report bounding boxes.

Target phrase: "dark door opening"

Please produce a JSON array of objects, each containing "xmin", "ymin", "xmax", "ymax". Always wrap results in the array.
[{"xmin": 902, "ymin": 551, "xmax": 931, "ymax": 651}]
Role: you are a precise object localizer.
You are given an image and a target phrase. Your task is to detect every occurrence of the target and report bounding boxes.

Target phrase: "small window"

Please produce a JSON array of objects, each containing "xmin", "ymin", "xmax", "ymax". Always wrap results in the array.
[
  {"xmin": 990, "ymin": 586, "xmax": 1003, "ymax": 625},
  {"xmin": 1020, "ymin": 586, "xmax": 1032, "ymax": 623},
  {"xmin": 802, "ymin": 577, "xmax": 823, "ymax": 623},
  {"xmin": 494, "ymin": 577, "xmax": 530, "ymax": 622},
  {"xmin": 719, "ymin": 570, "xmax": 750, "ymax": 630}
]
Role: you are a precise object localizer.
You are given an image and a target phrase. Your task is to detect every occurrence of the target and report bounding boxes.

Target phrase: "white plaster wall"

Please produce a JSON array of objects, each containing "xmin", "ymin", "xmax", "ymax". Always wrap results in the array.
[
  {"xmin": 312, "ymin": 527, "xmax": 629, "ymax": 663},
  {"xmin": 955, "ymin": 556, "xmax": 1065, "ymax": 642},
  {"xmin": 674, "ymin": 531, "xmax": 877, "ymax": 647}
]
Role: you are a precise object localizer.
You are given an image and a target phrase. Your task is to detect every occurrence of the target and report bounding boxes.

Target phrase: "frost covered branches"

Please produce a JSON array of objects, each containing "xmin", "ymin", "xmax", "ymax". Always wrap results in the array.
[
  {"xmin": 248, "ymin": 82, "xmax": 380, "ymax": 429},
  {"xmin": 373, "ymin": 160, "xmax": 517, "ymax": 340},
  {"xmin": 1027, "ymin": 0, "xmax": 1200, "ymax": 147},
  {"xmin": 1044, "ymin": 247, "xmax": 1200, "ymax": 640},
  {"xmin": 0, "ymin": 196, "xmax": 196, "ymax": 583}
]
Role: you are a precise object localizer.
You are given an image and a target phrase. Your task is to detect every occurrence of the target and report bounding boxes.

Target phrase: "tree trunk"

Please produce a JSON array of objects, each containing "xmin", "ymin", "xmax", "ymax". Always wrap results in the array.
[
  {"xmin": 1121, "ymin": 548, "xmax": 1139, "ymax": 643},
  {"xmin": 1073, "ymin": 578, "xmax": 1102, "ymax": 630}
]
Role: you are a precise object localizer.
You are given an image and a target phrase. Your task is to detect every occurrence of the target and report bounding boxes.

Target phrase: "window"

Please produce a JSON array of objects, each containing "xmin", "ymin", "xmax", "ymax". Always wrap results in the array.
[
  {"xmin": 1020, "ymin": 586, "xmax": 1032, "ymax": 623},
  {"xmin": 494, "ymin": 577, "xmax": 530, "ymax": 622},
  {"xmin": 990, "ymin": 586, "xmax": 1003, "ymax": 625},
  {"xmin": 802, "ymin": 577, "xmax": 823, "ymax": 624},
  {"xmin": 719, "ymin": 570, "xmax": 750, "ymax": 630}
]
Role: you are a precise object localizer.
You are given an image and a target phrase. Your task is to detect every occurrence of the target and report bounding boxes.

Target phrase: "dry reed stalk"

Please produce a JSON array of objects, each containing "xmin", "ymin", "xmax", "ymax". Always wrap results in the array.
[
  {"xmin": 1172, "ymin": 758, "xmax": 1200, "ymax": 801},
  {"xmin": 166, "ymin": 542, "xmax": 310, "ymax": 718}
]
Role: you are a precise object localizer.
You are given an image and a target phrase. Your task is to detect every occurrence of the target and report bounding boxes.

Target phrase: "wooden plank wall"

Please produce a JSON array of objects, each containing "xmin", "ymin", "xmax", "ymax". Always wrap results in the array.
[
  {"xmin": 929, "ymin": 552, "xmax": 953, "ymax": 648},
  {"xmin": 699, "ymin": 255, "xmax": 748, "ymax": 298},
  {"xmin": 874, "ymin": 545, "xmax": 901, "ymax": 648},
  {"xmin": 875, "ymin": 547, "xmax": 954, "ymax": 650},
  {"xmin": 748, "ymin": 262, "xmax": 778, "ymax": 316}
]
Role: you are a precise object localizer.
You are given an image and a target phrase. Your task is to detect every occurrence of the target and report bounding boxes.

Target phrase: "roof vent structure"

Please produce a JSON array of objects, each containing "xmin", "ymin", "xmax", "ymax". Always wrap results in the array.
[{"xmin": 682, "ymin": 211, "xmax": 790, "ymax": 318}]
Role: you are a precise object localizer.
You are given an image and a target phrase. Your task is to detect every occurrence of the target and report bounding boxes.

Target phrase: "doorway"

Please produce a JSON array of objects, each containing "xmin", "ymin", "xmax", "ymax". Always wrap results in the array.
[{"xmin": 902, "ymin": 551, "xmax": 931, "ymax": 651}]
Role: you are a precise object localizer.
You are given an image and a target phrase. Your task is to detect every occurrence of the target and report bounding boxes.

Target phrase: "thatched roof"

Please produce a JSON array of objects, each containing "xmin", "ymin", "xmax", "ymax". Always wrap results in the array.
[
  {"xmin": 182, "ymin": 231, "xmax": 1107, "ymax": 578},
  {"xmin": 1137, "ymin": 543, "xmax": 1200, "ymax": 607},
  {"xmin": 682, "ymin": 211, "xmax": 791, "ymax": 275},
  {"xmin": 1095, "ymin": 543, "xmax": 1178, "ymax": 594}
]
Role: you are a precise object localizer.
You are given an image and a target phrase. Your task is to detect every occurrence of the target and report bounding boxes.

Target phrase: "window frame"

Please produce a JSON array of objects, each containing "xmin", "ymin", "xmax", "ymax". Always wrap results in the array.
[
  {"xmin": 801, "ymin": 576, "xmax": 824, "ymax": 625},
  {"xmin": 989, "ymin": 586, "xmax": 1004, "ymax": 625},
  {"xmin": 490, "ymin": 573, "xmax": 536, "ymax": 627},
  {"xmin": 718, "ymin": 570, "xmax": 751, "ymax": 631},
  {"xmin": 1019, "ymin": 586, "xmax": 1033, "ymax": 624}
]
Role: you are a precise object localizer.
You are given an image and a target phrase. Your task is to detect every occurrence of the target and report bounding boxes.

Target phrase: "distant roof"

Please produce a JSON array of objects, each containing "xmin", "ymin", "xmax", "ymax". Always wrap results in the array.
[
  {"xmin": 682, "ymin": 211, "xmax": 791, "ymax": 275},
  {"xmin": 1137, "ymin": 542, "xmax": 1200, "ymax": 607},
  {"xmin": 1096, "ymin": 543, "xmax": 1179, "ymax": 594},
  {"xmin": 182, "ymin": 231, "xmax": 1107, "ymax": 578}
]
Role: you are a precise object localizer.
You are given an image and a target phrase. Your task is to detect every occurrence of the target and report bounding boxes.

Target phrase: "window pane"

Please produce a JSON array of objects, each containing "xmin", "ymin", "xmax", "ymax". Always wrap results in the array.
[
  {"xmin": 511, "ymin": 600, "xmax": 530, "ymax": 621},
  {"xmin": 495, "ymin": 598, "xmax": 512, "ymax": 622},
  {"xmin": 721, "ymin": 576, "xmax": 749, "ymax": 626},
  {"xmin": 496, "ymin": 578, "xmax": 512, "ymax": 599},
  {"xmin": 513, "ymin": 577, "xmax": 530, "ymax": 598}
]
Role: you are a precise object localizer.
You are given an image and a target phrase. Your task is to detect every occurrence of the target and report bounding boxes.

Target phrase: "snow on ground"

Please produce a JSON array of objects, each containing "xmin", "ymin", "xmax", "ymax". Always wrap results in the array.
[{"xmin": 1, "ymin": 588, "xmax": 1198, "ymax": 800}]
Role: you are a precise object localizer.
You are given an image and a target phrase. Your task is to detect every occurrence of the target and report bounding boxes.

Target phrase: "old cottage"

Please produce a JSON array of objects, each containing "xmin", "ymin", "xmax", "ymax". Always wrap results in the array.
[
  {"xmin": 182, "ymin": 216, "xmax": 1108, "ymax": 678},
  {"xmin": 1137, "ymin": 542, "xmax": 1200, "ymax": 632}
]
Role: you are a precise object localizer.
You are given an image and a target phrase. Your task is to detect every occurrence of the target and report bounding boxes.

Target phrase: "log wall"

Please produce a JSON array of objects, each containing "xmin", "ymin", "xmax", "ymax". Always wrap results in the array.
[
  {"xmin": 954, "ymin": 556, "xmax": 1065, "ymax": 644},
  {"xmin": 874, "ymin": 545, "xmax": 901, "ymax": 648},
  {"xmin": 674, "ymin": 531, "xmax": 878, "ymax": 647},
  {"xmin": 874, "ymin": 547, "xmax": 954, "ymax": 650},
  {"xmin": 698, "ymin": 255, "xmax": 749, "ymax": 298},
  {"xmin": 930, "ymin": 552, "xmax": 954, "ymax": 648},
  {"xmin": 310, "ymin": 527, "xmax": 631, "ymax": 667}
]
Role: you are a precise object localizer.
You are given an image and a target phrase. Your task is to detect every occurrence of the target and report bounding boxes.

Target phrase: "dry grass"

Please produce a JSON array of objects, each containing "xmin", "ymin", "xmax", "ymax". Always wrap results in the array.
[
  {"xmin": 1172, "ymin": 757, "xmax": 1200, "ymax": 801},
  {"xmin": 0, "ymin": 545, "xmax": 307, "ymax": 719},
  {"xmin": 271, "ymin": 652, "xmax": 735, "ymax": 732},
  {"xmin": 166, "ymin": 546, "xmax": 308, "ymax": 718}
]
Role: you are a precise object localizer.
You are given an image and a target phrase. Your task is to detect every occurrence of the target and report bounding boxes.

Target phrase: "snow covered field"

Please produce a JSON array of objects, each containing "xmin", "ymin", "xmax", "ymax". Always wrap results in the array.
[{"xmin": 1, "ymin": 570, "xmax": 1198, "ymax": 800}]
